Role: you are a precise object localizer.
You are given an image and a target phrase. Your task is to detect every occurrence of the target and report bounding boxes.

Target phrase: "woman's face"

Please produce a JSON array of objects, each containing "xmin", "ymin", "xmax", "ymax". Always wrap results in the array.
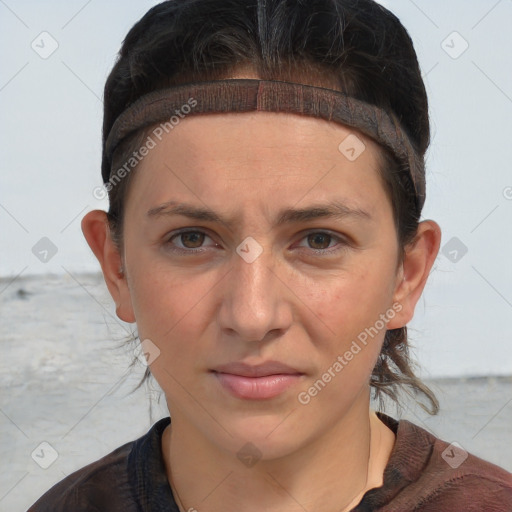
[{"xmin": 119, "ymin": 112, "xmax": 405, "ymax": 457}]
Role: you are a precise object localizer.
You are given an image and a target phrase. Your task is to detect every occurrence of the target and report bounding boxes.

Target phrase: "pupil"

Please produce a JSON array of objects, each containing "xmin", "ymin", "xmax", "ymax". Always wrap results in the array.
[
  {"xmin": 309, "ymin": 233, "xmax": 330, "ymax": 249},
  {"xmin": 182, "ymin": 232, "xmax": 204, "ymax": 248}
]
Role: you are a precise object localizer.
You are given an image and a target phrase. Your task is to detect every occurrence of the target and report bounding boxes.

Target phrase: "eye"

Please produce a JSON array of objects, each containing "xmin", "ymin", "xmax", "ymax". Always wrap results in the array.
[
  {"xmin": 164, "ymin": 229, "xmax": 348, "ymax": 255},
  {"xmin": 295, "ymin": 231, "xmax": 347, "ymax": 254},
  {"xmin": 165, "ymin": 229, "xmax": 218, "ymax": 253}
]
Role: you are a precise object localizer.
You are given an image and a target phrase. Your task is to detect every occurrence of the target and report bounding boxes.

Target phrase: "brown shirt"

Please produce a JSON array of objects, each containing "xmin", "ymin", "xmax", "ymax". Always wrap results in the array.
[{"xmin": 28, "ymin": 413, "xmax": 512, "ymax": 511}]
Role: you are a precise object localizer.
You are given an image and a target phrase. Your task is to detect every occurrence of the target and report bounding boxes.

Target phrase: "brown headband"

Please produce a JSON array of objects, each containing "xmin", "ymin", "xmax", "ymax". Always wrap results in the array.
[{"xmin": 103, "ymin": 79, "xmax": 425, "ymax": 211}]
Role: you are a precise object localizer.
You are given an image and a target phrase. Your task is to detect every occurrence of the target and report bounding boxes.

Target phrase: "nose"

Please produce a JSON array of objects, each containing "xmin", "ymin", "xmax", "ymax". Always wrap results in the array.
[{"xmin": 217, "ymin": 242, "xmax": 293, "ymax": 343}]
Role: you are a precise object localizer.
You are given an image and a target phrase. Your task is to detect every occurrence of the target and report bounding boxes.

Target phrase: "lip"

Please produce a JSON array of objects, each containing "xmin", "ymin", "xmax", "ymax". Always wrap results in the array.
[
  {"xmin": 211, "ymin": 361, "xmax": 304, "ymax": 400},
  {"xmin": 212, "ymin": 361, "xmax": 302, "ymax": 377}
]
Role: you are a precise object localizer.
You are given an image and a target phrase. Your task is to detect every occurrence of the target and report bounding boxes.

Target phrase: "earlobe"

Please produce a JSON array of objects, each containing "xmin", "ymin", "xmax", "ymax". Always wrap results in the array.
[
  {"xmin": 81, "ymin": 210, "xmax": 136, "ymax": 323},
  {"xmin": 386, "ymin": 220, "xmax": 442, "ymax": 330}
]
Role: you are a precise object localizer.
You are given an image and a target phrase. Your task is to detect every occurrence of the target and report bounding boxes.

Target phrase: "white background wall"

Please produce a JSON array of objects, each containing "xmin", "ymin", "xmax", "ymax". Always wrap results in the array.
[{"xmin": 1, "ymin": 0, "xmax": 511, "ymax": 378}]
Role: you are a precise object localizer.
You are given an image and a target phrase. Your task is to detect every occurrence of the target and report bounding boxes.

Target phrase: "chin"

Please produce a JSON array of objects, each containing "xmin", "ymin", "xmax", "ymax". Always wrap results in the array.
[{"xmin": 211, "ymin": 409, "xmax": 310, "ymax": 460}]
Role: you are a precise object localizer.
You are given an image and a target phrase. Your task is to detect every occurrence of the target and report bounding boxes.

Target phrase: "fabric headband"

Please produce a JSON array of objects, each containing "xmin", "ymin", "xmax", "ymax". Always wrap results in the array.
[{"xmin": 103, "ymin": 78, "xmax": 425, "ymax": 211}]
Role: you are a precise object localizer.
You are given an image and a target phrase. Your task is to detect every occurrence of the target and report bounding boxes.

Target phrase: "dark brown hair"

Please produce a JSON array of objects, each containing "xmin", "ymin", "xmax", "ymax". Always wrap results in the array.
[{"xmin": 102, "ymin": 0, "xmax": 439, "ymax": 415}]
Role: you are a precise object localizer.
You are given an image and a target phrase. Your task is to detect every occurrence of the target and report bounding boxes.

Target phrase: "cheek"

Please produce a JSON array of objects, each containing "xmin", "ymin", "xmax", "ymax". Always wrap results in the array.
[
  {"xmin": 126, "ymin": 269, "xmax": 213, "ymax": 402},
  {"xmin": 312, "ymin": 264, "xmax": 396, "ymax": 334},
  {"xmin": 300, "ymin": 261, "xmax": 397, "ymax": 388},
  {"xmin": 296, "ymin": 270, "xmax": 392, "ymax": 414},
  {"xmin": 128, "ymin": 268, "xmax": 208, "ymax": 335}
]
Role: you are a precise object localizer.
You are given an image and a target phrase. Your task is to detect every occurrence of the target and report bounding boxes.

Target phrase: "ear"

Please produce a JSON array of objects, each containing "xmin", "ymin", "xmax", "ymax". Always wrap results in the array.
[
  {"xmin": 387, "ymin": 220, "xmax": 441, "ymax": 329},
  {"xmin": 81, "ymin": 210, "xmax": 136, "ymax": 323}
]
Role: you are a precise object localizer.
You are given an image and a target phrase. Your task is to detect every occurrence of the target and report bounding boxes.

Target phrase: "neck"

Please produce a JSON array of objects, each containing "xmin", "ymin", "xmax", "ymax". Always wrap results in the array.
[{"xmin": 162, "ymin": 389, "xmax": 395, "ymax": 512}]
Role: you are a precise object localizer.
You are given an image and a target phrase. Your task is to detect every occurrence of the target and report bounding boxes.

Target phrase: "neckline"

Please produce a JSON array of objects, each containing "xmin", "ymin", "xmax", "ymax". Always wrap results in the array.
[
  {"xmin": 351, "ymin": 412, "xmax": 434, "ymax": 509},
  {"xmin": 130, "ymin": 413, "xmax": 433, "ymax": 511}
]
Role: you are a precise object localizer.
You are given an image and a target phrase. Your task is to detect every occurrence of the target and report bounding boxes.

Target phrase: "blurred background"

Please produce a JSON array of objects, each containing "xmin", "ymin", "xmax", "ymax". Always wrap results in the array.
[{"xmin": 1, "ymin": 0, "xmax": 511, "ymax": 510}]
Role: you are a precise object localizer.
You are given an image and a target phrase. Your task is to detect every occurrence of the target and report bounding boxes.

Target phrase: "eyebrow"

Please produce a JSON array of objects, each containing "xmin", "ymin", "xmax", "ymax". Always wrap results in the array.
[{"xmin": 146, "ymin": 200, "xmax": 372, "ymax": 229}]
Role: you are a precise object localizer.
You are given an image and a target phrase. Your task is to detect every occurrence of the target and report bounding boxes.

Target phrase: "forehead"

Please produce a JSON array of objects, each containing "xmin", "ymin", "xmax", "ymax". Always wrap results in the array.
[{"xmin": 126, "ymin": 111, "xmax": 390, "ymax": 218}]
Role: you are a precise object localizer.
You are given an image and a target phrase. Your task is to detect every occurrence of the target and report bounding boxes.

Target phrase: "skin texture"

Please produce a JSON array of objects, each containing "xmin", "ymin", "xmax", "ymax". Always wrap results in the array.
[{"xmin": 82, "ymin": 110, "xmax": 441, "ymax": 512}]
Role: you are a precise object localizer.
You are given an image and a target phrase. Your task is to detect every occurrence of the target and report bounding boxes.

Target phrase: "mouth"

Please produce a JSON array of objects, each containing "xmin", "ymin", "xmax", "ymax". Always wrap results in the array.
[{"xmin": 210, "ymin": 361, "xmax": 305, "ymax": 400}]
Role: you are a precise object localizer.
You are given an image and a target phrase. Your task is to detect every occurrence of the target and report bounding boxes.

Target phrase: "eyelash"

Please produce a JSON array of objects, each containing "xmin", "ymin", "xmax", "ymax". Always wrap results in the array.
[{"xmin": 164, "ymin": 228, "xmax": 348, "ymax": 255}]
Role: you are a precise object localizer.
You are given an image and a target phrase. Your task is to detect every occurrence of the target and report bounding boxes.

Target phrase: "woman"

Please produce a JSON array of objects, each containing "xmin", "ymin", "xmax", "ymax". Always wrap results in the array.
[{"xmin": 29, "ymin": 0, "xmax": 512, "ymax": 510}]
